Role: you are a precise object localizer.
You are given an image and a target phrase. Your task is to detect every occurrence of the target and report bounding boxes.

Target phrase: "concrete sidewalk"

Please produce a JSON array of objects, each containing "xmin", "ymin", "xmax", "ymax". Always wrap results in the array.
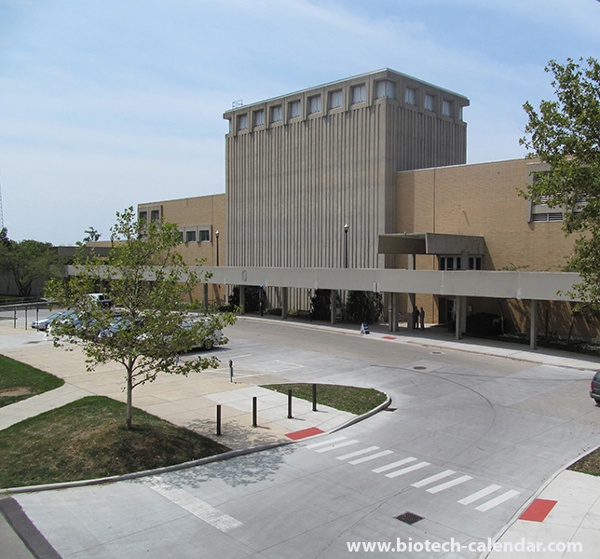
[{"xmin": 2, "ymin": 317, "xmax": 600, "ymax": 558}]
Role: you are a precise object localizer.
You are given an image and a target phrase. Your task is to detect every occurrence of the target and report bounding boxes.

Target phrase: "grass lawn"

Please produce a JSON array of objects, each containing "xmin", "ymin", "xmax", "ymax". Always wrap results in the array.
[
  {"xmin": 0, "ymin": 396, "xmax": 230, "ymax": 488},
  {"xmin": 0, "ymin": 353, "xmax": 64, "ymax": 407},
  {"xmin": 262, "ymin": 383, "xmax": 387, "ymax": 415},
  {"xmin": 569, "ymin": 447, "xmax": 600, "ymax": 477}
]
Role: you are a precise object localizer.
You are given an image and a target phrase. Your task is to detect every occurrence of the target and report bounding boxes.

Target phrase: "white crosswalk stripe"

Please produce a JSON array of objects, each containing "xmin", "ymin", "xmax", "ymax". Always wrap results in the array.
[
  {"xmin": 305, "ymin": 436, "xmax": 347, "ymax": 449},
  {"xmin": 304, "ymin": 436, "xmax": 520, "ymax": 514},
  {"xmin": 314, "ymin": 439, "xmax": 359, "ymax": 453},
  {"xmin": 411, "ymin": 469, "xmax": 456, "ymax": 488},
  {"xmin": 349, "ymin": 449, "xmax": 394, "ymax": 465},
  {"xmin": 385, "ymin": 461, "xmax": 430, "ymax": 478},
  {"xmin": 458, "ymin": 484, "xmax": 502, "ymax": 505},
  {"xmin": 476, "ymin": 490, "xmax": 521, "ymax": 512},
  {"xmin": 427, "ymin": 475, "xmax": 472, "ymax": 494},
  {"xmin": 372, "ymin": 457, "xmax": 417, "ymax": 473},
  {"xmin": 337, "ymin": 446, "xmax": 380, "ymax": 461}
]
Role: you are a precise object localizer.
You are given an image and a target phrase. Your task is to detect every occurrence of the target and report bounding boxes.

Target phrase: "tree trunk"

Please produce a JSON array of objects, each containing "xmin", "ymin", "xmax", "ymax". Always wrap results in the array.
[{"xmin": 125, "ymin": 367, "xmax": 133, "ymax": 430}]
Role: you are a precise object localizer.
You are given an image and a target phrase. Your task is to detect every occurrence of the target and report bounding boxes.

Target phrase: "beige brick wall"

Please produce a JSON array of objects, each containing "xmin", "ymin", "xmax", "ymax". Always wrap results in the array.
[
  {"xmin": 394, "ymin": 159, "xmax": 597, "ymax": 337},
  {"xmin": 396, "ymin": 159, "xmax": 575, "ymax": 272},
  {"xmin": 138, "ymin": 194, "xmax": 227, "ymax": 305}
]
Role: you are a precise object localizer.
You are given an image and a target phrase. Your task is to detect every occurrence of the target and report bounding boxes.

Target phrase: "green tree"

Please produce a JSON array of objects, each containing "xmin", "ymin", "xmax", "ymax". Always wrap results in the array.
[
  {"xmin": 343, "ymin": 290, "xmax": 383, "ymax": 324},
  {"xmin": 521, "ymin": 57, "xmax": 600, "ymax": 307},
  {"xmin": 83, "ymin": 226, "xmax": 101, "ymax": 242},
  {"xmin": 45, "ymin": 207, "xmax": 236, "ymax": 429},
  {"xmin": 310, "ymin": 289, "xmax": 334, "ymax": 321},
  {"xmin": 0, "ymin": 232, "xmax": 64, "ymax": 297}
]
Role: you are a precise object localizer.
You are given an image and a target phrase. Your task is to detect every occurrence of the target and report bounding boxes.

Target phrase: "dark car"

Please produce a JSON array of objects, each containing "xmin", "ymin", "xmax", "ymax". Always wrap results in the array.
[{"xmin": 590, "ymin": 371, "xmax": 600, "ymax": 405}]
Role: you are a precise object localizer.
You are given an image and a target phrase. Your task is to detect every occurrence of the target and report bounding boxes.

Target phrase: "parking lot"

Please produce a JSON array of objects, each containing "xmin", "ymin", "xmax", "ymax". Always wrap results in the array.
[{"xmin": 2, "ymin": 313, "xmax": 600, "ymax": 557}]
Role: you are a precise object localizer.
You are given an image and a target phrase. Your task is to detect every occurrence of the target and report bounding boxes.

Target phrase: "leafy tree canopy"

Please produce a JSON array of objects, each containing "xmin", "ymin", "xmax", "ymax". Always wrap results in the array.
[
  {"xmin": 521, "ymin": 57, "xmax": 600, "ymax": 307},
  {"xmin": 83, "ymin": 226, "xmax": 101, "ymax": 242},
  {"xmin": 45, "ymin": 207, "xmax": 236, "ymax": 429},
  {"xmin": 0, "ymin": 230, "xmax": 64, "ymax": 297}
]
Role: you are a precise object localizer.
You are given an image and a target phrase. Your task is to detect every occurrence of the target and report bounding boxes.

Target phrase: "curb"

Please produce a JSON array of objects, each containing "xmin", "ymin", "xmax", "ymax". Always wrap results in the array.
[
  {"xmin": 1, "ymin": 393, "xmax": 392, "ymax": 496},
  {"xmin": 480, "ymin": 443, "xmax": 600, "ymax": 559}
]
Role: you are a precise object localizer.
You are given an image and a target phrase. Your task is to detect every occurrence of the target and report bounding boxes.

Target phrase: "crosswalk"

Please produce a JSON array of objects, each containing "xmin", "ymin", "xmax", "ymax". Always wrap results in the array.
[{"xmin": 304, "ymin": 436, "xmax": 520, "ymax": 513}]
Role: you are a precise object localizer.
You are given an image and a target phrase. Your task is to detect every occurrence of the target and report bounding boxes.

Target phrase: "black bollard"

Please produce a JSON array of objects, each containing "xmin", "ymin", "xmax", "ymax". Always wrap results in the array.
[
  {"xmin": 252, "ymin": 396, "xmax": 258, "ymax": 427},
  {"xmin": 312, "ymin": 383, "xmax": 317, "ymax": 412},
  {"xmin": 216, "ymin": 404, "xmax": 222, "ymax": 436},
  {"xmin": 288, "ymin": 389, "xmax": 293, "ymax": 419}
]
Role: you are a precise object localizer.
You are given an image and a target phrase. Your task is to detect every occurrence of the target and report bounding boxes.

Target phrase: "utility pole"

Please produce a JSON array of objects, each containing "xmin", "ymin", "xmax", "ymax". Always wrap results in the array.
[{"xmin": 0, "ymin": 175, "xmax": 4, "ymax": 230}]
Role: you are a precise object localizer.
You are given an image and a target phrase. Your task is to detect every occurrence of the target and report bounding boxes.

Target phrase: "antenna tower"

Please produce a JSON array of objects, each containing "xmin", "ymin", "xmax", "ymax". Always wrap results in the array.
[{"xmin": 0, "ymin": 176, "xmax": 4, "ymax": 230}]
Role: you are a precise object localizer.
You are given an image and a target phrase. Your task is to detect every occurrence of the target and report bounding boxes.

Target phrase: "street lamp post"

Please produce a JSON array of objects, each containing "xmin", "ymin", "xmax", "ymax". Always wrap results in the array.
[
  {"xmin": 215, "ymin": 230, "xmax": 220, "ymax": 266},
  {"xmin": 343, "ymin": 223, "xmax": 349, "ymax": 268}
]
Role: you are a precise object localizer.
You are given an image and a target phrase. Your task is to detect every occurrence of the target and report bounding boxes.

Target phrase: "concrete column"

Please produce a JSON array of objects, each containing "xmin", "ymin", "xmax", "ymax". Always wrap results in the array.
[
  {"xmin": 530, "ymin": 299, "xmax": 538, "ymax": 349},
  {"xmin": 408, "ymin": 293, "xmax": 417, "ymax": 330},
  {"xmin": 281, "ymin": 287, "xmax": 289, "ymax": 319},
  {"xmin": 389, "ymin": 292, "xmax": 398, "ymax": 332},
  {"xmin": 454, "ymin": 296, "xmax": 467, "ymax": 340},
  {"xmin": 330, "ymin": 291, "xmax": 337, "ymax": 324}
]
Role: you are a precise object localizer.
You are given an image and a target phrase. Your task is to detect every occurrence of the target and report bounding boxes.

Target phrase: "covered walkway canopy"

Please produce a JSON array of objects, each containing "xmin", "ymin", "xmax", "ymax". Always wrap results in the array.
[{"xmin": 195, "ymin": 265, "xmax": 580, "ymax": 350}]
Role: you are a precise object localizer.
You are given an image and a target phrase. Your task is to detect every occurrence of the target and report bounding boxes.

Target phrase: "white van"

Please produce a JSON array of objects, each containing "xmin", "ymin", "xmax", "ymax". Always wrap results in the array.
[{"xmin": 87, "ymin": 293, "xmax": 113, "ymax": 308}]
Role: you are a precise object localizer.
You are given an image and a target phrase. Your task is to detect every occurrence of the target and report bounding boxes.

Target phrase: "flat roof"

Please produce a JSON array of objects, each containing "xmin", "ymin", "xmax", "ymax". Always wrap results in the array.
[{"xmin": 223, "ymin": 67, "xmax": 469, "ymax": 115}]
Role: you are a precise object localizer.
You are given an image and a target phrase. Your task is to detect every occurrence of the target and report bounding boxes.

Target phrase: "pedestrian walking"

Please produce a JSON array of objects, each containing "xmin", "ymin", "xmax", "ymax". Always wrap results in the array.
[
  {"xmin": 419, "ymin": 307, "xmax": 425, "ymax": 330},
  {"xmin": 412, "ymin": 306, "xmax": 419, "ymax": 329}
]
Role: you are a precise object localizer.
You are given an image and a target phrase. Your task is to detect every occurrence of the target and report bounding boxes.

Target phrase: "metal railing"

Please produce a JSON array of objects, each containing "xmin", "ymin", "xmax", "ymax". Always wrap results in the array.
[{"xmin": 0, "ymin": 300, "xmax": 51, "ymax": 330}]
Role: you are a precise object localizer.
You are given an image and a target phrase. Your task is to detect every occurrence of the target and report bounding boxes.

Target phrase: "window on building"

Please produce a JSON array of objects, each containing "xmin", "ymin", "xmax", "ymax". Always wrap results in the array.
[
  {"xmin": 442, "ymin": 100, "xmax": 453, "ymax": 117},
  {"xmin": 308, "ymin": 95, "xmax": 322, "ymax": 114},
  {"xmin": 424, "ymin": 94, "xmax": 435, "ymax": 112},
  {"xmin": 329, "ymin": 90, "xmax": 343, "ymax": 109},
  {"xmin": 532, "ymin": 211, "xmax": 563, "ymax": 222},
  {"xmin": 440, "ymin": 256, "xmax": 482, "ymax": 270},
  {"xmin": 150, "ymin": 210, "xmax": 160, "ymax": 223},
  {"xmin": 139, "ymin": 211, "xmax": 147, "ymax": 222},
  {"xmin": 237, "ymin": 114, "xmax": 248, "ymax": 131},
  {"xmin": 186, "ymin": 230, "xmax": 197, "ymax": 243},
  {"xmin": 375, "ymin": 80, "xmax": 396, "ymax": 99},
  {"xmin": 351, "ymin": 84, "xmax": 366, "ymax": 104},
  {"xmin": 254, "ymin": 109, "xmax": 265, "ymax": 127},
  {"xmin": 289, "ymin": 100, "xmax": 301, "ymax": 119},
  {"xmin": 404, "ymin": 87, "xmax": 417, "ymax": 106},
  {"xmin": 271, "ymin": 105, "xmax": 282, "ymax": 123},
  {"xmin": 199, "ymin": 228, "xmax": 210, "ymax": 242},
  {"xmin": 468, "ymin": 257, "xmax": 482, "ymax": 270}
]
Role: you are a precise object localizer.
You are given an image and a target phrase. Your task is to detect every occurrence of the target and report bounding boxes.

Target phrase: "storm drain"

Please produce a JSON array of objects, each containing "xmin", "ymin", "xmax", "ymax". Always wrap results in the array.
[
  {"xmin": 396, "ymin": 512, "xmax": 423, "ymax": 525},
  {"xmin": 412, "ymin": 366, "xmax": 427, "ymax": 370},
  {"xmin": 383, "ymin": 407, "xmax": 397, "ymax": 412}
]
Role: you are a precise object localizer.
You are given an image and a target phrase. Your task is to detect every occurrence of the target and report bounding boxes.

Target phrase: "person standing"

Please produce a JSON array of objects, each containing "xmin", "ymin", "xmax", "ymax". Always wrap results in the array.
[
  {"xmin": 419, "ymin": 307, "xmax": 425, "ymax": 330},
  {"xmin": 412, "ymin": 306, "xmax": 419, "ymax": 329}
]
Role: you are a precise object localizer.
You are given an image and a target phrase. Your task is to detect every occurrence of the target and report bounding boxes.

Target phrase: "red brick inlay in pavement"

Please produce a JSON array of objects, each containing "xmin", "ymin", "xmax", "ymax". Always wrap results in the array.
[
  {"xmin": 382, "ymin": 336, "xmax": 397, "ymax": 340},
  {"xmin": 519, "ymin": 499, "xmax": 557, "ymax": 522},
  {"xmin": 286, "ymin": 427, "xmax": 324, "ymax": 440}
]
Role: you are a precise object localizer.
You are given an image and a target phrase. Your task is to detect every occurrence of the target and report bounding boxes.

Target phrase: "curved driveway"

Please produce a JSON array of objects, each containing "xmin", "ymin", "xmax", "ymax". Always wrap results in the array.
[{"xmin": 6, "ymin": 318, "xmax": 600, "ymax": 558}]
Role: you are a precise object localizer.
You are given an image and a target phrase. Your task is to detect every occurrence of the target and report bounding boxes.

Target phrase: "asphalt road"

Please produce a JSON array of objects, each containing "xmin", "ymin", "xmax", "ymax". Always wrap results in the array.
[{"xmin": 6, "ymin": 318, "xmax": 600, "ymax": 558}]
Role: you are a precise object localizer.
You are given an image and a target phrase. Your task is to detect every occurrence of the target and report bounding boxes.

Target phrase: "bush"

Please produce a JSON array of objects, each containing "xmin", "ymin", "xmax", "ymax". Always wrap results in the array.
[{"xmin": 344, "ymin": 291, "xmax": 383, "ymax": 324}]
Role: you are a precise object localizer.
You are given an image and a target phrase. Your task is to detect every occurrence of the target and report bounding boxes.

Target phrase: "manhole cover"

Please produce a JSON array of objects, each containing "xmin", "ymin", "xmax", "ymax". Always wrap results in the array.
[
  {"xmin": 25, "ymin": 341, "xmax": 42, "ymax": 345},
  {"xmin": 431, "ymin": 351, "xmax": 443, "ymax": 355},
  {"xmin": 396, "ymin": 512, "xmax": 423, "ymax": 525},
  {"xmin": 413, "ymin": 366, "xmax": 427, "ymax": 370}
]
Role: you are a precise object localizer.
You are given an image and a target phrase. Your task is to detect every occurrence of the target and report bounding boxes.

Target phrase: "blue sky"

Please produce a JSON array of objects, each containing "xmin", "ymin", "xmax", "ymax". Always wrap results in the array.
[{"xmin": 1, "ymin": 0, "xmax": 599, "ymax": 245}]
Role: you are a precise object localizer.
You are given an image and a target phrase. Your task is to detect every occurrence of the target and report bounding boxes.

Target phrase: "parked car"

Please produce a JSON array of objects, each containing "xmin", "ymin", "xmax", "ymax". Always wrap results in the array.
[
  {"xmin": 590, "ymin": 371, "xmax": 600, "ymax": 405},
  {"xmin": 87, "ymin": 293, "xmax": 113, "ymax": 308},
  {"xmin": 182, "ymin": 315, "xmax": 224, "ymax": 351},
  {"xmin": 32, "ymin": 311, "xmax": 67, "ymax": 331}
]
